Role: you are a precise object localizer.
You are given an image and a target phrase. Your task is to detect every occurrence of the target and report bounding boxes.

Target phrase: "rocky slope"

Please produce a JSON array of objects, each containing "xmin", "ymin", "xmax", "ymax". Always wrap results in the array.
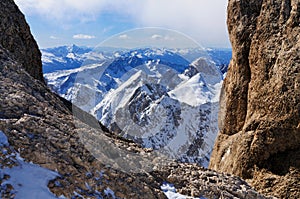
[
  {"xmin": 0, "ymin": 0, "xmax": 272, "ymax": 198},
  {"xmin": 210, "ymin": 0, "xmax": 300, "ymax": 198}
]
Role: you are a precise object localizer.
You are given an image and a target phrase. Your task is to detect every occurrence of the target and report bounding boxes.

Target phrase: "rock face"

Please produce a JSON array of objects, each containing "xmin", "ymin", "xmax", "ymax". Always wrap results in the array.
[
  {"xmin": 210, "ymin": 0, "xmax": 300, "ymax": 198},
  {"xmin": 0, "ymin": 0, "xmax": 43, "ymax": 82}
]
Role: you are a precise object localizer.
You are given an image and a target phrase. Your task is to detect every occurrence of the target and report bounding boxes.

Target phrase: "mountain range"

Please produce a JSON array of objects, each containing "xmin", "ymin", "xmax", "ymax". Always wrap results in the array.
[
  {"xmin": 42, "ymin": 46, "xmax": 228, "ymax": 167},
  {"xmin": 42, "ymin": 45, "xmax": 231, "ymax": 74}
]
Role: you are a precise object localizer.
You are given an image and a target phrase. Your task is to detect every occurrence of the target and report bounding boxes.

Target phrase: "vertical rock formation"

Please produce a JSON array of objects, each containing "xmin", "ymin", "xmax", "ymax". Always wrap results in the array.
[
  {"xmin": 210, "ymin": 0, "xmax": 300, "ymax": 198},
  {"xmin": 0, "ymin": 0, "xmax": 43, "ymax": 82}
]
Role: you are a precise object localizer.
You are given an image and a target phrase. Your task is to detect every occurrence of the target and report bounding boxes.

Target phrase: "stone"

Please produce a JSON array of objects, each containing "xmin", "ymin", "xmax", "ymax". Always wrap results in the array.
[
  {"xmin": 0, "ymin": 0, "xmax": 43, "ymax": 82},
  {"xmin": 210, "ymin": 0, "xmax": 300, "ymax": 198}
]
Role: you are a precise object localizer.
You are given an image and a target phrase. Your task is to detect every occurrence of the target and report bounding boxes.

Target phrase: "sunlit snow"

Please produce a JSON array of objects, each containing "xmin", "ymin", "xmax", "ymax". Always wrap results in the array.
[{"xmin": 0, "ymin": 131, "xmax": 60, "ymax": 199}]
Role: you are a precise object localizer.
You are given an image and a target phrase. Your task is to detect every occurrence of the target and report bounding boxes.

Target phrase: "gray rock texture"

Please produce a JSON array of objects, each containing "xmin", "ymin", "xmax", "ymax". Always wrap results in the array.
[
  {"xmin": 210, "ymin": 0, "xmax": 300, "ymax": 198},
  {"xmin": 0, "ymin": 0, "xmax": 43, "ymax": 82}
]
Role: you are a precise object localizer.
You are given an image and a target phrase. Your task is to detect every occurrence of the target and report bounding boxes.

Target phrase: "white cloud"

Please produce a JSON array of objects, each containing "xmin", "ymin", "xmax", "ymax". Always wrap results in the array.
[
  {"xmin": 15, "ymin": 0, "xmax": 230, "ymax": 47},
  {"xmin": 14, "ymin": 0, "xmax": 138, "ymax": 22},
  {"xmin": 164, "ymin": 35, "xmax": 175, "ymax": 41},
  {"xmin": 119, "ymin": 34, "xmax": 129, "ymax": 39},
  {"xmin": 137, "ymin": 0, "xmax": 229, "ymax": 47},
  {"xmin": 73, "ymin": 34, "xmax": 96, "ymax": 39},
  {"xmin": 151, "ymin": 34, "xmax": 163, "ymax": 40},
  {"xmin": 50, "ymin": 36, "xmax": 58, "ymax": 39},
  {"xmin": 151, "ymin": 34, "xmax": 175, "ymax": 41}
]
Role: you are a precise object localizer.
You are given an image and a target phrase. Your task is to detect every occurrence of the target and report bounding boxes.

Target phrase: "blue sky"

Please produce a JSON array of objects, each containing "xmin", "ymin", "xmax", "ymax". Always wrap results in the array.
[{"xmin": 15, "ymin": 0, "xmax": 230, "ymax": 49}]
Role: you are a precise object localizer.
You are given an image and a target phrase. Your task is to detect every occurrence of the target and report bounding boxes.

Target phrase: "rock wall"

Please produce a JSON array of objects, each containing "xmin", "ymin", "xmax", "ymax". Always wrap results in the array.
[
  {"xmin": 0, "ymin": 0, "xmax": 43, "ymax": 82},
  {"xmin": 210, "ymin": 0, "xmax": 300, "ymax": 198}
]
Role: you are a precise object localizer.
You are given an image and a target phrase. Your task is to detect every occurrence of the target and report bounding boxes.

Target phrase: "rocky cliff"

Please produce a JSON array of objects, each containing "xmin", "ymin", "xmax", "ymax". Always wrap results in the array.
[
  {"xmin": 0, "ymin": 0, "xmax": 43, "ymax": 82},
  {"xmin": 210, "ymin": 0, "xmax": 300, "ymax": 198}
]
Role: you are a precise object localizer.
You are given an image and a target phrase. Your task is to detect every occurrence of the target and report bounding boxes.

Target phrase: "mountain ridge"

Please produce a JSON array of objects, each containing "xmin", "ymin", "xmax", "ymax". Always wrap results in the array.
[{"xmin": 42, "ymin": 44, "xmax": 231, "ymax": 74}]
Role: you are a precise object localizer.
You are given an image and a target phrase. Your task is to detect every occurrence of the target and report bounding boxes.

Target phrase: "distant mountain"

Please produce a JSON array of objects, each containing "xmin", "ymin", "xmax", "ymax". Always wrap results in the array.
[
  {"xmin": 42, "ymin": 45, "xmax": 127, "ymax": 73},
  {"xmin": 206, "ymin": 48, "xmax": 232, "ymax": 73},
  {"xmin": 171, "ymin": 47, "xmax": 232, "ymax": 74},
  {"xmin": 42, "ymin": 45, "xmax": 91, "ymax": 73},
  {"xmin": 43, "ymin": 46, "xmax": 225, "ymax": 166},
  {"xmin": 42, "ymin": 45, "xmax": 231, "ymax": 74},
  {"xmin": 44, "ymin": 48, "xmax": 191, "ymax": 111}
]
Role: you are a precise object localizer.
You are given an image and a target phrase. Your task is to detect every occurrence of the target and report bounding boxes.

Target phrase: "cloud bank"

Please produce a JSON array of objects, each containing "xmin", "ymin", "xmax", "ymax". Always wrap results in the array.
[
  {"xmin": 15, "ymin": 0, "xmax": 230, "ymax": 47},
  {"xmin": 73, "ymin": 34, "xmax": 96, "ymax": 39},
  {"xmin": 119, "ymin": 34, "xmax": 130, "ymax": 40}
]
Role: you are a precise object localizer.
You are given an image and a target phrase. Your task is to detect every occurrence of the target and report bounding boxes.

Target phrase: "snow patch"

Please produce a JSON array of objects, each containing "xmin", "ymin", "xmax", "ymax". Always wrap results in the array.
[
  {"xmin": 2, "ymin": 161, "xmax": 60, "ymax": 199},
  {"xmin": 0, "ymin": 131, "xmax": 9, "ymax": 147},
  {"xmin": 0, "ymin": 131, "xmax": 60, "ymax": 199},
  {"xmin": 66, "ymin": 53, "xmax": 76, "ymax": 59},
  {"xmin": 221, "ymin": 147, "xmax": 231, "ymax": 162},
  {"xmin": 161, "ymin": 183, "xmax": 206, "ymax": 199},
  {"xmin": 104, "ymin": 187, "xmax": 116, "ymax": 198}
]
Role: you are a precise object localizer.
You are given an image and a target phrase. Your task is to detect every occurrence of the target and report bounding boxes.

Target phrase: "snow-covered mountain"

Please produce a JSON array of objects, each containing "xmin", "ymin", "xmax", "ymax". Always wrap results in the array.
[
  {"xmin": 42, "ymin": 45, "xmax": 92, "ymax": 73},
  {"xmin": 206, "ymin": 48, "xmax": 232, "ymax": 74},
  {"xmin": 42, "ymin": 45, "xmax": 127, "ymax": 73},
  {"xmin": 43, "ymin": 46, "xmax": 227, "ymax": 166},
  {"xmin": 42, "ymin": 45, "xmax": 231, "ymax": 74}
]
